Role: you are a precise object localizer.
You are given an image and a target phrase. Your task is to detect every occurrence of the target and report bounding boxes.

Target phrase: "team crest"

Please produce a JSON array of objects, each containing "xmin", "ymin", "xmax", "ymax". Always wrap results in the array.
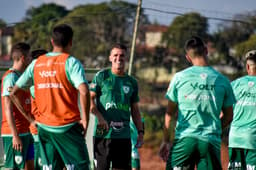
[
  {"xmin": 123, "ymin": 86, "xmax": 130, "ymax": 94},
  {"xmin": 248, "ymin": 81, "xmax": 255, "ymax": 87},
  {"xmin": 15, "ymin": 155, "xmax": 23, "ymax": 165},
  {"xmin": 200, "ymin": 73, "xmax": 207, "ymax": 80}
]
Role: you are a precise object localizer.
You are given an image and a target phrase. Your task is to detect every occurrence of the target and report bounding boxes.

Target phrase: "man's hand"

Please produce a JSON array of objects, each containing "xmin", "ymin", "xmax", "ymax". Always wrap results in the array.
[
  {"xmin": 97, "ymin": 114, "xmax": 109, "ymax": 132},
  {"xmin": 12, "ymin": 135, "xmax": 23, "ymax": 152},
  {"xmin": 159, "ymin": 141, "xmax": 171, "ymax": 162},
  {"xmin": 79, "ymin": 120, "xmax": 88, "ymax": 137},
  {"xmin": 135, "ymin": 133, "xmax": 144, "ymax": 148}
]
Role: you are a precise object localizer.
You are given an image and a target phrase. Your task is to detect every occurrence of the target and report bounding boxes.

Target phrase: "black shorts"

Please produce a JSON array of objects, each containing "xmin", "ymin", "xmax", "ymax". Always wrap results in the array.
[{"xmin": 93, "ymin": 138, "xmax": 131, "ymax": 170}]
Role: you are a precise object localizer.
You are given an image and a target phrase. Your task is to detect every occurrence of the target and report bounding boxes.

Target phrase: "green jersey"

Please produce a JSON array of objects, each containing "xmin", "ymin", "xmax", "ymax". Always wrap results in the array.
[
  {"xmin": 90, "ymin": 68, "xmax": 139, "ymax": 139},
  {"xmin": 229, "ymin": 76, "xmax": 256, "ymax": 149},
  {"xmin": 166, "ymin": 66, "xmax": 235, "ymax": 148}
]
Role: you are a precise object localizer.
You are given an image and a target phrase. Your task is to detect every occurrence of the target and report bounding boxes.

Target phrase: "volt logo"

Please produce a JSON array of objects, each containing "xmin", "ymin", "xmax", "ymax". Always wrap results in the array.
[
  {"xmin": 190, "ymin": 83, "xmax": 215, "ymax": 90},
  {"xmin": 39, "ymin": 71, "xmax": 56, "ymax": 78}
]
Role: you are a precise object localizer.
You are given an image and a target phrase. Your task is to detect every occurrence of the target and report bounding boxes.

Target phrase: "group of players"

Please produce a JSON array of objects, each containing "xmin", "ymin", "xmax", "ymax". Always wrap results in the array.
[{"xmin": 0, "ymin": 23, "xmax": 256, "ymax": 170}]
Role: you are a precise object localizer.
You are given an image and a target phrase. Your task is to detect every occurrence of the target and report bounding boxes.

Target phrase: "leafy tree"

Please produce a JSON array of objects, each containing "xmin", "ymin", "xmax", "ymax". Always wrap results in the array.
[
  {"xmin": 162, "ymin": 12, "xmax": 209, "ymax": 55},
  {"xmin": 0, "ymin": 18, "xmax": 6, "ymax": 28},
  {"xmin": 13, "ymin": 3, "xmax": 69, "ymax": 50},
  {"xmin": 235, "ymin": 34, "xmax": 256, "ymax": 61}
]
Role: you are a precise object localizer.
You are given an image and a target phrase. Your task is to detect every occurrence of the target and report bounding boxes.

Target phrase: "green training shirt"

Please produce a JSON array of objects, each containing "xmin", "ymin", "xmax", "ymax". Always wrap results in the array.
[
  {"xmin": 166, "ymin": 66, "xmax": 235, "ymax": 149},
  {"xmin": 90, "ymin": 68, "xmax": 139, "ymax": 139},
  {"xmin": 229, "ymin": 75, "xmax": 256, "ymax": 149},
  {"xmin": 15, "ymin": 52, "xmax": 88, "ymax": 133}
]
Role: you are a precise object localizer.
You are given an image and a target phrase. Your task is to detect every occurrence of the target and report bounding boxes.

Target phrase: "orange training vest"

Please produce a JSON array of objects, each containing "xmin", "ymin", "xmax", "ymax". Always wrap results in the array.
[
  {"xmin": 1, "ymin": 70, "xmax": 31, "ymax": 135},
  {"xmin": 34, "ymin": 53, "xmax": 80, "ymax": 126}
]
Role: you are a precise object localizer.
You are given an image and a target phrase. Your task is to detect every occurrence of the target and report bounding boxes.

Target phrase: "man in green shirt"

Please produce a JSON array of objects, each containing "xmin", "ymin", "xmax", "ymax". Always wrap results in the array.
[
  {"xmin": 90, "ymin": 43, "xmax": 144, "ymax": 170},
  {"xmin": 228, "ymin": 50, "xmax": 256, "ymax": 170},
  {"xmin": 159, "ymin": 36, "xmax": 235, "ymax": 170}
]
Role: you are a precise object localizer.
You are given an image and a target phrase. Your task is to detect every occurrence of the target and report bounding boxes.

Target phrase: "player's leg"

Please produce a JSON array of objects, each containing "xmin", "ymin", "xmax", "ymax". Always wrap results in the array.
[
  {"xmin": 228, "ymin": 148, "xmax": 246, "ymax": 169},
  {"xmin": 244, "ymin": 149, "xmax": 256, "ymax": 170},
  {"xmin": 111, "ymin": 138, "xmax": 132, "ymax": 170},
  {"xmin": 52, "ymin": 123, "xmax": 90, "ymax": 170},
  {"xmin": 93, "ymin": 137, "xmax": 111, "ymax": 170},
  {"xmin": 166, "ymin": 137, "xmax": 197, "ymax": 170},
  {"xmin": 38, "ymin": 126, "xmax": 65, "ymax": 170},
  {"xmin": 197, "ymin": 140, "xmax": 222, "ymax": 170}
]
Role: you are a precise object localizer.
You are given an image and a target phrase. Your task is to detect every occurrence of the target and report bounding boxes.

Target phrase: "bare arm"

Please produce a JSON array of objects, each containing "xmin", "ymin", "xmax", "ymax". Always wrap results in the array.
[
  {"xmin": 159, "ymin": 100, "xmax": 178, "ymax": 161},
  {"xmin": 131, "ymin": 102, "xmax": 144, "ymax": 148},
  {"xmin": 10, "ymin": 85, "xmax": 34, "ymax": 124},
  {"xmin": 3, "ymin": 96, "xmax": 23, "ymax": 151},
  {"xmin": 221, "ymin": 106, "xmax": 233, "ymax": 129},
  {"xmin": 78, "ymin": 83, "xmax": 90, "ymax": 136},
  {"xmin": 90, "ymin": 91, "xmax": 108, "ymax": 130}
]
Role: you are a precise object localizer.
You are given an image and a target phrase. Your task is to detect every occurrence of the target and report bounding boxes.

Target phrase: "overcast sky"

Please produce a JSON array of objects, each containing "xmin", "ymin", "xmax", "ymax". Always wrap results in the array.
[{"xmin": 1, "ymin": 0, "xmax": 256, "ymax": 32}]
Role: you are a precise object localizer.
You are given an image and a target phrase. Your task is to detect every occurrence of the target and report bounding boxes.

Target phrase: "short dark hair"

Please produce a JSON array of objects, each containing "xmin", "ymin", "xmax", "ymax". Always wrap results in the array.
[
  {"xmin": 11, "ymin": 42, "xmax": 30, "ymax": 61},
  {"xmin": 31, "ymin": 49, "xmax": 48, "ymax": 59},
  {"xmin": 111, "ymin": 43, "xmax": 127, "ymax": 52},
  {"xmin": 52, "ymin": 24, "xmax": 73, "ymax": 48},
  {"xmin": 184, "ymin": 36, "xmax": 206, "ymax": 56},
  {"xmin": 245, "ymin": 50, "xmax": 256, "ymax": 63}
]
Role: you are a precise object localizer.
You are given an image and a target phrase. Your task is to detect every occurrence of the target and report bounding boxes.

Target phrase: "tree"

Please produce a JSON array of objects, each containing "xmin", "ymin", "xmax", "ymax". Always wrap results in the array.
[
  {"xmin": 0, "ymin": 18, "xmax": 6, "ymax": 28},
  {"xmin": 13, "ymin": 3, "xmax": 69, "ymax": 50},
  {"xmin": 162, "ymin": 12, "xmax": 209, "ymax": 55},
  {"xmin": 235, "ymin": 34, "xmax": 256, "ymax": 61}
]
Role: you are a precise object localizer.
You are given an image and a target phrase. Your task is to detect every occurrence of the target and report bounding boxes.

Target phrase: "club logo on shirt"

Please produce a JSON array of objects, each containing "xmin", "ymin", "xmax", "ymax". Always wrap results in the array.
[
  {"xmin": 200, "ymin": 73, "xmax": 207, "ymax": 80},
  {"xmin": 248, "ymin": 81, "xmax": 255, "ymax": 87},
  {"xmin": 123, "ymin": 86, "xmax": 130, "ymax": 94},
  {"xmin": 15, "ymin": 155, "xmax": 23, "ymax": 165}
]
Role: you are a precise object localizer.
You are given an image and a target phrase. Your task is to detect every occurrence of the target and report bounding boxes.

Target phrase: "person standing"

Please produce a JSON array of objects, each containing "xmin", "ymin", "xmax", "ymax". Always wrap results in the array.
[
  {"xmin": 1, "ymin": 42, "xmax": 33, "ymax": 169},
  {"xmin": 10, "ymin": 24, "xmax": 91, "ymax": 170},
  {"xmin": 228, "ymin": 50, "xmax": 256, "ymax": 170},
  {"xmin": 159, "ymin": 36, "xmax": 236, "ymax": 170},
  {"xmin": 90, "ymin": 43, "xmax": 144, "ymax": 170}
]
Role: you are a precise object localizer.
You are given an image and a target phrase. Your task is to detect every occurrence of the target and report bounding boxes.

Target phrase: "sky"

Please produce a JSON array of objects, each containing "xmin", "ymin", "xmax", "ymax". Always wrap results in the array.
[{"xmin": 1, "ymin": 0, "xmax": 256, "ymax": 33}]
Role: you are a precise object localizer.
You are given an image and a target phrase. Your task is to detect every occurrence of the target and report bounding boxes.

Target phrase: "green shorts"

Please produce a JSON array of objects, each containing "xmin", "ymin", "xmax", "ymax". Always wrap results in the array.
[
  {"xmin": 228, "ymin": 147, "xmax": 256, "ymax": 170},
  {"xmin": 166, "ymin": 137, "xmax": 221, "ymax": 170},
  {"xmin": 38, "ymin": 123, "xmax": 90, "ymax": 170},
  {"xmin": 3, "ymin": 134, "xmax": 33, "ymax": 169}
]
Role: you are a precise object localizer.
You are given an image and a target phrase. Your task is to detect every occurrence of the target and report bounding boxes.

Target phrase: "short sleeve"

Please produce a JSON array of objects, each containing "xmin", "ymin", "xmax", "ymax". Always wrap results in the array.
[
  {"xmin": 2, "ymin": 73, "xmax": 17, "ymax": 96},
  {"xmin": 16, "ymin": 60, "xmax": 36, "ymax": 90},
  {"xmin": 66, "ymin": 56, "xmax": 88, "ymax": 89},
  {"xmin": 165, "ymin": 74, "xmax": 178, "ymax": 103}
]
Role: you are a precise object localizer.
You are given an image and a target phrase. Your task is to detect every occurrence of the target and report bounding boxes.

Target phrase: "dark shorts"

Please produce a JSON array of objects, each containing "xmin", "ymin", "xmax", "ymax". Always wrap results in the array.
[
  {"xmin": 94, "ymin": 138, "xmax": 131, "ymax": 170},
  {"xmin": 166, "ymin": 137, "xmax": 221, "ymax": 170},
  {"xmin": 228, "ymin": 147, "xmax": 256, "ymax": 170}
]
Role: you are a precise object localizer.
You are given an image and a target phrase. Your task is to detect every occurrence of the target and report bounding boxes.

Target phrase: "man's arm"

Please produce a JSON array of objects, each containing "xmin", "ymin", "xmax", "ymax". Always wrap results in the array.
[
  {"xmin": 78, "ymin": 83, "xmax": 90, "ymax": 136},
  {"xmin": 221, "ymin": 106, "xmax": 233, "ymax": 129},
  {"xmin": 159, "ymin": 100, "xmax": 177, "ymax": 161},
  {"xmin": 131, "ymin": 102, "xmax": 144, "ymax": 148},
  {"xmin": 3, "ymin": 96, "xmax": 23, "ymax": 152},
  {"xmin": 10, "ymin": 85, "xmax": 35, "ymax": 124},
  {"xmin": 90, "ymin": 91, "xmax": 109, "ymax": 130}
]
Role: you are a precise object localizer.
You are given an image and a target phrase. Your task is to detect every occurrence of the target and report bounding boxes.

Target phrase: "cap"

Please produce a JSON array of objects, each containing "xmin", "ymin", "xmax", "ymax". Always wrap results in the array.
[{"xmin": 245, "ymin": 50, "xmax": 256, "ymax": 60}]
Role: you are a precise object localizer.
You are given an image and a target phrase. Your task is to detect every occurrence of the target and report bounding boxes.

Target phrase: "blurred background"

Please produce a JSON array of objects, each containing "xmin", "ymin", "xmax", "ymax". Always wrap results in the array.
[{"xmin": 1, "ymin": 0, "xmax": 256, "ymax": 169}]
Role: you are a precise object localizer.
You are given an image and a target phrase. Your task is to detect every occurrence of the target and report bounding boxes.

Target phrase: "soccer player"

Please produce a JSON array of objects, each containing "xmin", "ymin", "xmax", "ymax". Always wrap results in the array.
[
  {"xmin": 159, "ymin": 36, "xmax": 236, "ymax": 170},
  {"xmin": 228, "ymin": 50, "xmax": 256, "ymax": 170},
  {"xmin": 10, "ymin": 24, "xmax": 91, "ymax": 169},
  {"xmin": 1, "ymin": 42, "xmax": 33, "ymax": 169},
  {"xmin": 90, "ymin": 43, "xmax": 144, "ymax": 170}
]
